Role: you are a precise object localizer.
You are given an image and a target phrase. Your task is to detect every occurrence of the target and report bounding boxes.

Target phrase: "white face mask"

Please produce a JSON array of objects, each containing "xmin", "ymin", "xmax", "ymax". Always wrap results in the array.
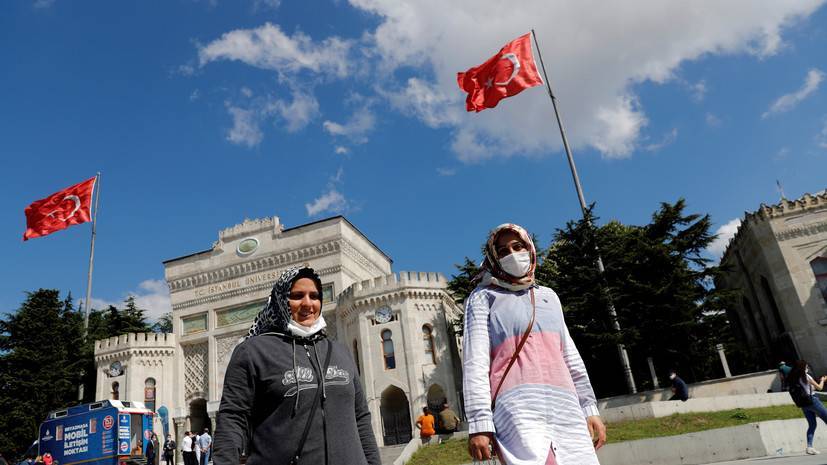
[{"xmin": 499, "ymin": 251, "xmax": 531, "ymax": 277}]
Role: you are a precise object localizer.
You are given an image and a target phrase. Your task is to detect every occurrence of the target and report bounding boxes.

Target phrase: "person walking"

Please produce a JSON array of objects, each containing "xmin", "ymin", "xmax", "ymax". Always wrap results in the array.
[
  {"xmin": 787, "ymin": 360, "xmax": 827, "ymax": 455},
  {"xmin": 415, "ymin": 407, "xmax": 436, "ymax": 443},
  {"xmin": 463, "ymin": 223, "xmax": 606, "ymax": 465},
  {"xmin": 779, "ymin": 361, "xmax": 793, "ymax": 390},
  {"xmin": 198, "ymin": 428, "xmax": 212, "ymax": 465},
  {"xmin": 163, "ymin": 434, "xmax": 177, "ymax": 465},
  {"xmin": 213, "ymin": 266, "xmax": 381, "ymax": 465},
  {"xmin": 194, "ymin": 431, "xmax": 201, "ymax": 465},
  {"xmin": 438, "ymin": 402, "xmax": 461, "ymax": 434}
]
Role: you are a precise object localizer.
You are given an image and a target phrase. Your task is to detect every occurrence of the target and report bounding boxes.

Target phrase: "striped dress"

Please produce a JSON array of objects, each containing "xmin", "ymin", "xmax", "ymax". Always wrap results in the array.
[{"xmin": 463, "ymin": 285, "xmax": 600, "ymax": 465}]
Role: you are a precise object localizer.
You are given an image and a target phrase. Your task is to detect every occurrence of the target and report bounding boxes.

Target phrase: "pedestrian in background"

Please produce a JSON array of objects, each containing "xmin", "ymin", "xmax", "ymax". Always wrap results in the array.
[
  {"xmin": 146, "ymin": 433, "xmax": 157, "ymax": 465},
  {"xmin": 463, "ymin": 223, "xmax": 605, "ymax": 465},
  {"xmin": 182, "ymin": 431, "xmax": 195, "ymax": 465},
  {"xmin": 198, "ymin": 428, "xmax": 212, "ymax": 465},
  {"xmin": 787, "ymin": 360, "xmax": 827, "ymax": 455},
  {"xmin": 438, "ymin": 402, "xmax": 460, "ymax": 434},
  {"xmin": 416, "ymin": 407, "xmax": 436, "ymax": 443},
  {"xmin": 668, "ymin": 370, "xmax": 689, "ymax": 402},
  {"xmin": 779, "ymin": 361, "xmax": 792, "ymax": 390},
  {"xmin": 194, "ymin": 431, "xmax": 201, "ymax": 465},
  {"xmin": 163, "ymin": 433, "xmax": 177, "ymax": 465}
]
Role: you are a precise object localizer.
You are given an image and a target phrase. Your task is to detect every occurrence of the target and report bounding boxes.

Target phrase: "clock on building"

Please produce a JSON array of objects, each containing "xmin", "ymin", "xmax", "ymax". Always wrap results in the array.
[
  {"xmin": 108, "ymin": 361, "xmax": 123, "ymax": 377},
  {"xmin": 374, "ymin": 306, "xmax": 393, "ymax": 324}
]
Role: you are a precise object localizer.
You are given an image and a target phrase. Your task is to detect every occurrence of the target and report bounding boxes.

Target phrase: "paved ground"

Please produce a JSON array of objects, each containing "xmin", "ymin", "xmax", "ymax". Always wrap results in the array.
[
  {"xmin": 456, "ymin": 454, "xmax": 827, "ymax": 465},
  {"xmin": 379, "ymin": 444, "xmax": 407, "ymax": 465},
  {"xmin": 703, "ymin": 454, "xmax": 827, "ymax": 465}
]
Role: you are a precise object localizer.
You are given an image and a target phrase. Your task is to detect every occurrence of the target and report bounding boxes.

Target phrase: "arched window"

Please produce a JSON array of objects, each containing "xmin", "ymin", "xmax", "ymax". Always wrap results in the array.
[
  {"xmin": 422, "ymin": 325, "xmax": 436, "ymax": 364},
  {"xmin": 812, "ymin": 256, "xmax": 827, "ymax": 306},
  {"xmin": 381, "ymin": 329, "xmax": 396, "ymax": 369},
  {"xmin": 352, "ymin": 339, "xmax": 361, "ymax": 375},
  {"xmin": 144, "ymin": 378, "xmax": 157, "ymax": 412},
  {"xmin": 111, "ymin": 381, "xmax": 120, "ymax": 400}
]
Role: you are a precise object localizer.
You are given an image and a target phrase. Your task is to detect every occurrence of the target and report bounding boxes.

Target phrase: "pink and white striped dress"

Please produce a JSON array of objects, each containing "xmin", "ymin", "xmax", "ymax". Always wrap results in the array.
[{"xmin": 463, "ymin": 285, "xmax": 601, "ymax": 465}]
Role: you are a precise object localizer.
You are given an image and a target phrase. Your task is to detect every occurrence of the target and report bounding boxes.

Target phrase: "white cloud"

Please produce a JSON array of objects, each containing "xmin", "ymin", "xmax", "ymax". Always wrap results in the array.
[
  {"xmin": 689, "ymin": 80, "xmax": 707, "ymax": 102},
  {"xmin": 643, "ymin": 127, "xmax": 678, "ymax": 152},
  {"xmin": 334, "ymin": 146, "xmax": 350, "ymax": 155},
  {"xmin": 264, "ymin": 89, "xmax": 320, "ymax": 132},
  {"xmin": 436, "ymin": 167, "xmax": 456, "ymax": 176},
  {"xmin": 817, "ymin": 118, "xmax": 827, "ymax": 149},
  {"xmin": 705, "ymin": 113, "xmax": 722, "ymax": 127},
  {"xmin": 381, "ymin": 78, "xmax": 462, "ymax": 128},
  {"xmin": 226, "ymin": 106, "xmax": 263, "ymax": 147},
  {"xmin": 305, "ymin": 189, "xmax": 347, "ymax": 216},
  {"xmin": 252, "ymin": 0, "xmax": 280, "ymax": 11},
  {"xmin": 240, "ymin": 87, "xmax": 253, "ymax": 98},
  {"xmin": 349, "ymin": 0, "xmax": 824, "ymax": 160},
  {"xmin": 199, "ymin": 22, "xmax": 352, "ymax": 78},
  {"xmin": 707, "ymin": 218, "xmax": 742, "ymax": 258},
  {"xmin": 189, "ymin": 89, "xmax": 201, "ymax": 102},
  {"xmin": 762, "ymin": 68, "xmax": 825, "ymax": 119},
  {"xmin": 34, "ymin": 0, "xmax": 55, "ymax": 8},
  {"xmin": 323, "ymin": 106, "xmax": 376, "ymax": 143},
  {"xmin": 89, "ymin": 279, "xmax": 172, "ymax": 323},
  {"xmin": 774, "ymin": 147, "xmax": 791, "ymax": 160}
]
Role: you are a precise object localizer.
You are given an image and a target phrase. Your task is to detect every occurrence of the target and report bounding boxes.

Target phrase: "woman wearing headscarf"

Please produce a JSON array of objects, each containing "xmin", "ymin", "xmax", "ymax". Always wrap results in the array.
[
  {"xmin": 463, "ymin": 224, "xmax": 606, "ymax": 465},
  {"xmin": 213, "ymin": 266, "xmax": 380, "ymax": 465}
]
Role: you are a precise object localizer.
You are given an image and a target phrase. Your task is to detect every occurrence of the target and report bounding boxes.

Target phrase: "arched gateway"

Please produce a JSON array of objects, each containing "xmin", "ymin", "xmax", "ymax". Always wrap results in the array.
[{"xmin": 380, "ymin": 386, "xmax": 412, "ymax": 446}]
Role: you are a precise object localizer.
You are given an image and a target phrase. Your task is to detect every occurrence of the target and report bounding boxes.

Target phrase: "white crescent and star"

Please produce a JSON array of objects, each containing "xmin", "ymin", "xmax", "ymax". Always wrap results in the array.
[
  {"xmin": 484, "ymin": 53, "xmax": 522, "ymax": 88},
  {"xmin": 46, "ymin": 195, "xmax": 82, "ymax": 222}
]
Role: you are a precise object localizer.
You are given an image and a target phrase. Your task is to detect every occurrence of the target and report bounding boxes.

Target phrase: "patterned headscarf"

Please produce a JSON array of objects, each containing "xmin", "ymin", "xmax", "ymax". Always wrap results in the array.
[
  {"xmin": 475, "ymin": 223, "xmax": 537, "ymax": 291},
  {"xmin": 246, "ymin": 266, "xmax": 324, "ymax": 338}
]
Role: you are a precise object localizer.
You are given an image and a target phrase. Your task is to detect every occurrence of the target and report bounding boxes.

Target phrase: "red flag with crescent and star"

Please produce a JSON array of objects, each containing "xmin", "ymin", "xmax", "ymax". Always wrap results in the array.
[
  {"xmin": 23, "ymin": 177, "xmax": 96, "ymax": 241},
  {"xmin": 457, "ymin": 33, "xmax": 544, "ymax": 112}
]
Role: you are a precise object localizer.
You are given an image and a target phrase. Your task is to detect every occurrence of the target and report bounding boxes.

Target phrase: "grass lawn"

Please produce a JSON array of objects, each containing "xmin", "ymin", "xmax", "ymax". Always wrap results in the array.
[{"xmin": 405, "ymin": 404, "xmax": 802, "ymax": 465}]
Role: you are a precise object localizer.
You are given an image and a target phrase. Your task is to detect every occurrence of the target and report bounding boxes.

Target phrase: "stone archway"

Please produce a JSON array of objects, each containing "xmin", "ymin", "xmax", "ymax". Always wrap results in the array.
[
  {"xmin": 380, "ymin": 386, "xmax": 412, "ymax": 446},
  {"xmin": 188, "ymin": 398, "xmax": 209, "ymax": 434}
]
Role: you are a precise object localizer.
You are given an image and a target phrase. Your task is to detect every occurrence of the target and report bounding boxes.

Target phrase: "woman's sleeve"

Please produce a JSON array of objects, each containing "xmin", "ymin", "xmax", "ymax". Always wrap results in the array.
[
  {"xmin": 557, "ymin": 294, "xmax": 600, "ymax": 418},
  {"xmin": 353, "ymin": 373, "xmax": 381, "ymax": 465},
  {"xmin": 462, "ymin": 289, "xmax": 496, "ymax": 434},
  {"xmin": 213, "ymin": 342, "xmax": 254, "ymax": 465}
]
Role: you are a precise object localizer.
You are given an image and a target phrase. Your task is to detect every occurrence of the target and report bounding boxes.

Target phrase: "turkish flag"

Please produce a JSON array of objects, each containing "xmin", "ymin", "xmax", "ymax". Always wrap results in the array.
[
  {"xmin": 23, "ymin": 177, "xmax": 96, "ymax": 241},
  {"xmin": 457, "ymin": 33, "xmax": 544, "ymax": 112}
]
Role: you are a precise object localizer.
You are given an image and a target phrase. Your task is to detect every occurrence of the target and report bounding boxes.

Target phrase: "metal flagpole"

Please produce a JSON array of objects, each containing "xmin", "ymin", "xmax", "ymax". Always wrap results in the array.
[
  {"xmin": 531, "ymin": 29, "xmax": 637, "ymax": 393},
  {"xmin": 78, "ymin": 172, "xmax": 101, "ymax": 402},
  {"xmin": 83, "ymin": 172, "xmax": 101, "ymax": 336}
]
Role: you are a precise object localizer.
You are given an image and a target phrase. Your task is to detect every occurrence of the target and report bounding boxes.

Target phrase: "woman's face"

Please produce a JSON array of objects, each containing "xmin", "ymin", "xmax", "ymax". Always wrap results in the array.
[
  {"xmin": 288, "ymin": 277, "xmax": 322, "ymax": 326},
  {"xmin": 495, "ymin": 230, "xmax": 527, "ymax": 258}
]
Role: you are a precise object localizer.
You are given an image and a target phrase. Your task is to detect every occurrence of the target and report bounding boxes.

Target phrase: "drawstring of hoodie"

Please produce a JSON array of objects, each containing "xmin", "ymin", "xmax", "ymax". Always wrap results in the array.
[
  {"xmin": 312, "ymin": 341, "xmax": 327, "ymax": 401},
  {"xmin": 291, "ymin": 338, "xmax": 300, "ymax": 417}
]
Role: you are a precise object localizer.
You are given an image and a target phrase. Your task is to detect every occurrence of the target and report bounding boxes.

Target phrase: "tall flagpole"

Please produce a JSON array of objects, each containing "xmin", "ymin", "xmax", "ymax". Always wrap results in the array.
[
  {"xmin": 531, "ymin": 29, "xmax": 637, "ymax": 394},
  {"xmin": 79, "ymin": 172, "xmax": 101, "ymax": 402},
  {"xmin": 83, "ymin": 172, "xmax": 101, "ymax": 336}
]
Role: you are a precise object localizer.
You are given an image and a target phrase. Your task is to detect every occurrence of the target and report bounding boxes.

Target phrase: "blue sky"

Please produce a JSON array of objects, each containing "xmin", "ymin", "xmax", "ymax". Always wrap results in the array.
[{"xmin": 2, "ymin": 0, "xmax": 826, "ymax": 320}]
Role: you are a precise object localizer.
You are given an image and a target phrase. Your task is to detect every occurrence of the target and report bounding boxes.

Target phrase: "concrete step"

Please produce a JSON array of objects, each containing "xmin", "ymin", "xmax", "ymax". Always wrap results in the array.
[{"xmin": 380, "ymin": 444, "xmax": 408, "ymax": 465}]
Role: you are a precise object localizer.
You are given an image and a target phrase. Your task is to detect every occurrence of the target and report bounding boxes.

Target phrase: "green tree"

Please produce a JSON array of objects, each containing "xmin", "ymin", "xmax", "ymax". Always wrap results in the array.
[
  {"xmin": 121, "ymin": 296, "xmax": 150, "ymax": 334},
  {"xmin": 0, "ymin": 290, "xmax": 86, "ymax": 458},
  {"xmin": 151, "ymin": 312, "xmax": 173, "ymax": 333}
]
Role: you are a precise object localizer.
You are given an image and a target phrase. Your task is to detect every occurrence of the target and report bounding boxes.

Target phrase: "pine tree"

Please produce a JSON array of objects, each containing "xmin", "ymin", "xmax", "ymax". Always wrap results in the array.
[{"xmin": 0, "ymin": 290, "xmax": 85, "ymax": 457}]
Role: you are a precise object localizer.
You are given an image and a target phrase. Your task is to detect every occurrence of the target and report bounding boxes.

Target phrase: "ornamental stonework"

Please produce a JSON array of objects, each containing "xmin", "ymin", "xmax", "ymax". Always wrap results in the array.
[
  {"xmin": 216, "ymin": 334, "xmax": 243, "ymax": 365},
  {"xmin": 183, "ymin": 342, "xmax": 208, "ymax": 400}
]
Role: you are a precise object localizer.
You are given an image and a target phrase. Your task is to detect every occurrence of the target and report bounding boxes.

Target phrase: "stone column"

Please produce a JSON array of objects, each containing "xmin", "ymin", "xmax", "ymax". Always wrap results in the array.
[
  {"xmin": 174, "ymin": 418, "xmax": 185, "ymax": 465},
  {"xmin": 647, "ymin": 357, "xmax": 659, "ymax": 389},
  {"xmin": 717, "ymin": 344, "xmax": 732, "ymax": 378}
]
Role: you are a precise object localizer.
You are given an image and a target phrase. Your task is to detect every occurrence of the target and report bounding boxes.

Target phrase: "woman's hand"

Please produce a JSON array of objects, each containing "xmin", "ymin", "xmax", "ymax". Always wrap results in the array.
[
  {"xmin": 468, "ymin": 432, "xmax": 495, "ymax": 461},
  {"xmin": 587, "ymin": 416, "xmax": 607, "ymax": 450}
]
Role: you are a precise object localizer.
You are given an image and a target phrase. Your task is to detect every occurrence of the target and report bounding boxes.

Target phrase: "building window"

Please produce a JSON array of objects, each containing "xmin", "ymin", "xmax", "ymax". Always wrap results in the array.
[
  {"xmin": 111, "ymin": 381, "xmax": 119, "ymax": 400},
  {"xmin": 812, "ymin": 257, "xmax": 827, "ymax": 307},
  {"xmin": 144, "ymin": 378, "xmax": 156, "ymax": 412},
  {"xmin": 182, "ymin": 313, "xmax": 207, "ymax": 335},
  {"xmin": 322, "ymin": 283, "xmax": 335, "ymax": 304},
  {"xmin": 353, "ymin": 339, "xmax": 361, "ymax": 375},
  {"xmin": 422, "ymin": 325, "xmax": 436, "ymax": 364},
  {"xmin": 381, "ymin": 329, "xmax": 396, "ymax": 370}
]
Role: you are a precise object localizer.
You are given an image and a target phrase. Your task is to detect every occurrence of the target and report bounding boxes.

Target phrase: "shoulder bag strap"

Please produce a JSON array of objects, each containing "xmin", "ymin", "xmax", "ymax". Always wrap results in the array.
[
  {"xmin": 491, "ymin": 287, "xmax": 537, "ymax": 412},
  {"xmin": 291, "ymin": 340, "xmax": 333, "ymax": 465}
]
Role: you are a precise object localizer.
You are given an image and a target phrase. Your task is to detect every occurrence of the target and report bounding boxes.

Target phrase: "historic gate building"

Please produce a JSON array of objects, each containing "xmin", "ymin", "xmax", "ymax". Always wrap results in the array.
[{"xmin": 94, "ymin": 215, "xmax": 464, "ymax": 449}]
